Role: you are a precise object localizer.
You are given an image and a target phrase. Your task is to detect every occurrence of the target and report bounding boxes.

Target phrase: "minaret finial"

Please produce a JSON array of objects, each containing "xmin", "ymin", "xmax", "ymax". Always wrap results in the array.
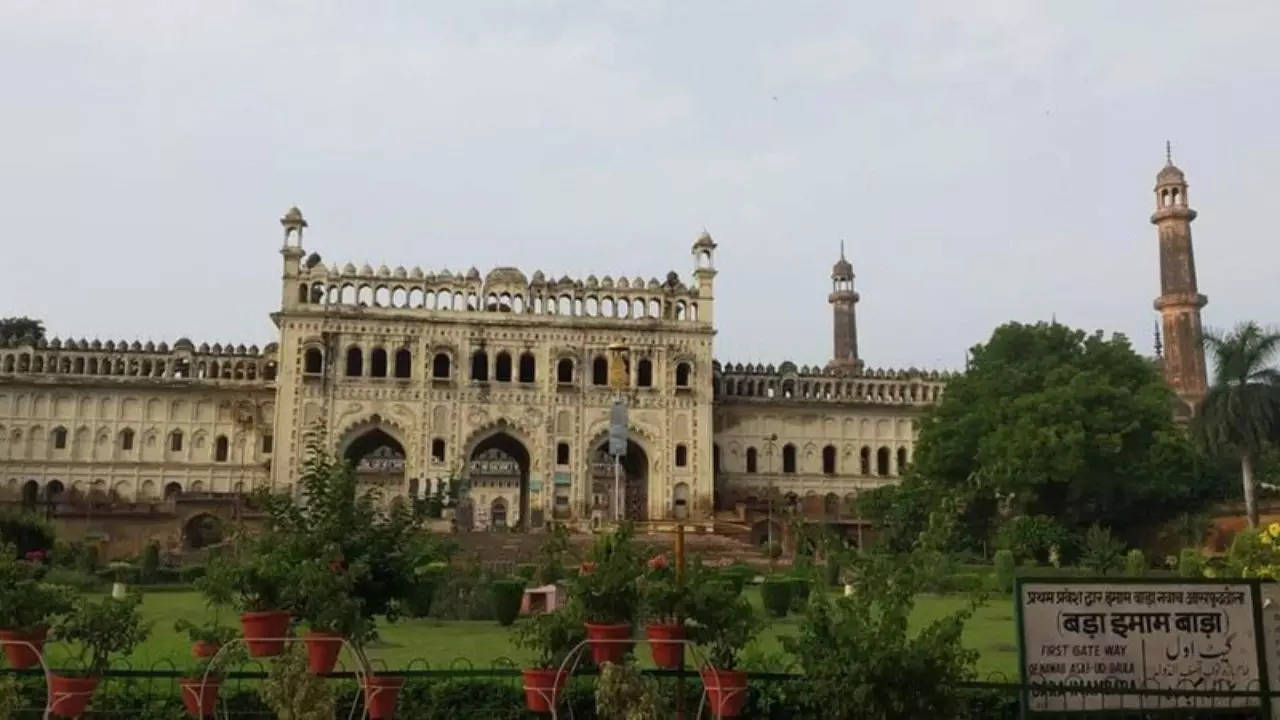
[
  {"xmin": 1154, "ymin": 319, "xmax": 1163, "ymax": 358},
  {"xmin": 840, "ymin": 239, "xmax": 846, "ymax": 260},
  {"xmin": 1165, "ymin": 140, "xmax": 1172, "ymax": 166}
]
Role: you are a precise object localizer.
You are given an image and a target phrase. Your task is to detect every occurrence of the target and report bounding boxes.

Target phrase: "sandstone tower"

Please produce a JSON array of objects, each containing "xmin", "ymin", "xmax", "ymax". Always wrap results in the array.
[
  {"xmin": 828, "ymin": 242, "xmax": 862, "ymax": 374},
  {"xmin": 1151, "ymin": 144, "xmax": 1209, "ymax": 418}
]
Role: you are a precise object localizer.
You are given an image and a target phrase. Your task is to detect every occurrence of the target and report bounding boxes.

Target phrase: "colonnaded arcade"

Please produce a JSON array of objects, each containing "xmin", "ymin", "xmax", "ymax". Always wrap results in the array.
[{"xmin": 0, "ymin": 153, "xmax": 1206, "ymax": 539}]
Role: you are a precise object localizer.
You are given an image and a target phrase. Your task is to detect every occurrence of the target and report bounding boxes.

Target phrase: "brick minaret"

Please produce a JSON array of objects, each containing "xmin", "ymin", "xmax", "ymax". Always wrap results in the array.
[
  {"xmin": 828, "ymin": 242, "xmax": 862, "ymax": 374},
  {"xmin": 1151, "ymin": 144, "xmax": 1208, "ymax": 416}
]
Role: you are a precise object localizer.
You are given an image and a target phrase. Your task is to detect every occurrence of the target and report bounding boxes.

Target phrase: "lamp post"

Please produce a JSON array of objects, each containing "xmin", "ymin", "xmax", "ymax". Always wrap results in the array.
[
  {"xmin": 607, "ymin": 342, "xmax": 629, "ymax": 524},
  {"xmin": 765, "ymin": 433, "xmax": 777, "ymax": 570}
]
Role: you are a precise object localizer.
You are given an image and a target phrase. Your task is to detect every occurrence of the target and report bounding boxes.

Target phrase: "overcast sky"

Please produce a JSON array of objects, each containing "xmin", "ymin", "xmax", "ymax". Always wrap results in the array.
[{"xmin": 2, "ymin": 2, "xmax": 1277, "ymax": 371}]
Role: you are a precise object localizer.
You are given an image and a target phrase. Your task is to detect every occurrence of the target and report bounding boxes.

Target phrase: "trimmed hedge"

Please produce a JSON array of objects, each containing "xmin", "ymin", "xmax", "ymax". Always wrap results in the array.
[
  {"xmin": 788, "ymin": 575, "xmax": 811, "ymax": 611},
  {"xmin": 760, "ymin": 576, "xmax": 792, "ymax": 618},
  {"xmin": 490, "ymin": 577, "xmax": 526, "ymax": 626}
]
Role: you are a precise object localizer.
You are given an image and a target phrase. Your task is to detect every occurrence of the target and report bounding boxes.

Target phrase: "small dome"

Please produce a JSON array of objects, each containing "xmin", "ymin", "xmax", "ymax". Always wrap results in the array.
[
  {"xmin": 601, "ymin": 275, "xmax": 614, "ymax": 289},
  {"xmin": 377, "ymin": 265, "xmax": 390, "ymax": 277},
  {"xmin": 410, "ymin": 266, "xmax": 424, "ymax": 279},
  {"xmin": 198, "ymin": 343, "xmax": 210, "ymax": 353},
  {"xmin": 617, "ymin": 277, "xmax": 630, "ymax": 289},
  {"xmin": 144, "ymin": 341, "xmax": 155, "ymax": 352},
  {"xmin": 485, "ymin": 267, "xmax": 527, "ymax": 286},
  {"xmin": 693, "ymin": 230, "xmax": 716, "ymax": 250},
  {"xmin": 280, "ymin": 206, "xmax": 307, "ymax": 226},
  {"xmin": 360, "ymin": 263, "xmax": 374, "ymax": 275},
  {"xmin": 343, "ymin": 263, "xmax": 357, "ymax": 274},
  {"xmin": 1157, "ymin": 163, "xmax": 1185, "ymax": 184},
  {"xmin": 393, "ymin": 266, "xmax": 406, "ymax": 278},
  {"xmin": 466, "ymin": 267, "xmax": 481, "ymax": 280},
  {"xmin": 531, "ymin": 270, "xmax": 546, "ymax": 284},
  {"xmin": 832, "ymin": 255, "xmax": 853, "ymax": 278},
  {"xmin": 586, "ymin": 275, "xmax": 598, "ymax": 288},
  {"xmin": 50, "ymin": 338, "xmax": 62, "ymax": 349},
  {"xmin": 174, "ymin": 337, "xmax": 193, "ymax": 351},
  {"xmin": 263, "ymin": 342, "xmax": 279, "ymax": 355},
  {"xmin": 158, "ymin": 342, "xmax": 169, "ymax": 352}
]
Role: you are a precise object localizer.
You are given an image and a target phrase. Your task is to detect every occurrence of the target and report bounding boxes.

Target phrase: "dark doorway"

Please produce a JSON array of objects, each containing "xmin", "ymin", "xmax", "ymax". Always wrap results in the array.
[
  {"xmin": 468, "ymin": 432, "xmax": 532, "ymax": 531},
  {"xmin": 183, "ymin": 513, "xmax": 225, "ymax": 549},
  {"xmin": 591, "ymin": 439, "xmax": 650, "ymax": 521},
  {"xmin": 344, "ymin": 428, "xmax": 407, "ymax": 489}
]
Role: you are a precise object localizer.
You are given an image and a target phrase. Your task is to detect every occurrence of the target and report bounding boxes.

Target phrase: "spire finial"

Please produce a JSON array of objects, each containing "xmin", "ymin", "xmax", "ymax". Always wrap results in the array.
[
  {"xmin": 1154, "ymin": 319, "xmax": 1163, "ymax": 358},
  {"xmin": 1165, "ymin": 140, "xmax": 1172, "ymax": 166},
  {"xmin": 840, "ymin": 239, "xmax": 846, "ymax": 260}
]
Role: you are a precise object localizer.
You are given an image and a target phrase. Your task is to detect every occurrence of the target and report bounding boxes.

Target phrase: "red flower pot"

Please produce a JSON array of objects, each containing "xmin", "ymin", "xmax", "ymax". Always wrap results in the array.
[
  {"xmin": 239, "ymin": 610, "xmax": 291, "ymax": 657},
  {"xmin": 584, "ymin": 622, "xmax": 633, "ymax": 665},
  {"xmin": 362, "ymin": 675, "xmax": 405, "ymax": 719},
  {"xmin": 191, "ymin": 641, "xmax": 219, "ymax": 659},
  {"xmin": 303, "ymin": 630, "xmax": 344, "ymax": 674},
  {"xmin": 49, "ymin": 674, "xmax": 99, "ymax": 718},
  {"xmin": 700, "ymin": 667, "xmax": 748, "ymax": 718},
  {"xmin": 0, "ymin": 626, "xmax": 47, "ymax": 669},
  {"xmin": 645, "ymin": 623, "xmax": 685, "ymax": 669},
  {"xmin": 179, "ymin": 676, "xmax": 221, "ymax": 718},
  {"xmin": 521, "ymin": 667, "xmax": 567, "ymax": 714}
]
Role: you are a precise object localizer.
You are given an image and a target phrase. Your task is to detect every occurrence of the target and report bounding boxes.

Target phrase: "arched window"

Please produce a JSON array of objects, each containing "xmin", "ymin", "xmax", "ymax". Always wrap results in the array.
[
  {"xmin": 822, "ymin": 445, "xmax": 836, "ymax": 475},
  {"xmin": 557, "ymin": 358, "xmax": 574, "ymax": 384},
  {"xmin": 431, "ymin": 438, "xmax": 446, "ymax": 463},
  {"xmin": 592, "ymin": 356, "xmax": 608, "ymax": 386},
  {"xmin": 164, "ymin": 481, "xmax": 182, "ymax": 499},
  {"xmin": 370, "ymin": 348, "xmax": 388, "ymax": 378},
  {"xmin": 673, "ymin": 482, "xmax": 689, "ymax": 520},
  {"xmin": 556, "ymin": 442, "xmax": 570, "ymax": 465},
  {"xmin": 860, "ymin": 446, "xmax": 871, "ymax": 475},
  {"xmin": 471, "ymin": 351, "xmax": 489, "ymax": 381},
  {"xmin": 52, "ymin": 427, "xmax": 68, "ymax": 450},
  {"xmin": 120, "ymin": 428, "xmax": 135, "ymax": 451},
  {"xmin": 896, "ymin": 447, "xmax": 908, "ymax": 474},
  {"xmin": 214, "ymin": 435, "xmax": 228, "ymax": 462},
  {"xmin": 782, "ymin": 444, "xmax": 796, "ymax": 473},
  {"xmin": 675, "ymin": 362, "xmax": 691, "ymax": 388},
  {"xmin": 495, "ymin": 352, "xmax": 513, "ymax": 382},
  {"xmin": 637, "ymin": 359, "xmax": 653, "ymax": 387},
  {"xmin": 876, "ymin": 447, "xmax": 890, "ymax": 476},
  {"xmin": 345, "ymin": 347, "xmax": 363, "ymax": 377},
  {"xmin": 394, "ymin": 349, "xmax": 411, "ymax": 378},
  {"xmin": 746, "ymin": 447, "xmax": 758, "ymax": 473},
  {"xmin": 262, "ymin": 434, "xmax": 273, "ymax": 454},
  {"xmin": 297, "ymin": 284, "xmax": 308, "ymax": 303},
  {"xmin": 170, "ymin": 431, "xmax": 184, "ymax": 452},
  {"xmin": 824, "ymin": 492, "xmax": 840, "ymax": 518},
  {"xmin": 518, "ymin": 353, "xmax": 535, "ymax": 383},
  {"xmin": 675, "ymin": 444, "xmax": 688, "ymax": 467},
  {"xmin": 432, "ymin": 352, "xmax": 451, "ymax": 379},
  {"xmin": 491, "ymin": 498, "xmax": 507, "ymax": 529}
]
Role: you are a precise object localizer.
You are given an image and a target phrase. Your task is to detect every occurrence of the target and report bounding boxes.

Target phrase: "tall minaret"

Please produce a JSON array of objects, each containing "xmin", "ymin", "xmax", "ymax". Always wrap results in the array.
[
  {"xmin": 1150, "ymin": 144, "xmax": 1208, "ymax": 415},
  {"xmin": 828, "ymin": 242, "xmax": 862, "ymax": 374}
]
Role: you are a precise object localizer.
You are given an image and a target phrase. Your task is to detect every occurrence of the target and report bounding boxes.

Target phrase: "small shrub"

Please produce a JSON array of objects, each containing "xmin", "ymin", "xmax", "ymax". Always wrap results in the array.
[
  {"xmin": 515, "ymin": 563, "xmax": 538, "ymax": 582},
  {"xmin": 262, "ymin": 643, "xmax": 334, "ymax": 720},
  {"xmin": 0, "ymin": 510, "xmax": 55, "ymax": 558},
  {"xmin": 720, "ymin": 564, "xmax": 755, "ymax": 595},
  {"xmin": 41, "ymin": 566, "xmax": 101, "ymax": 591},
  {"xmin": 996, "ymin": 515, "xmax": 1071, "ymax": 565},
  {"xmin": 760, "ymin": 576, "xmax": 792, "ymax": 618},
  {"xmin": 1125, "ymin": 549, "xmax": 1146, "ymax": 577},
  {"xmin": 824, "ymin": 557, "xmax": 841, "ymax": 587},
  {"xmin": 490, "ymin": 577, "xmax": 526, "ymax": 626},
  {"xmin": 993, "ymin": 550, "xmax": 1015, "ymax": 593},
  {"xmin": 1079, "ymin": 524, "xmax": 1124, "ymax": 576},
  {"xmin": 179, "ymin": 564, "xmax": 207, "ymax": 583},
  {"xmin": 789, "ymin": 574, "xmax": 812, "ymax": 612},
  {"xmin": 140, "ymin": 542, "xmax": 161, "ymax": 583},
  {"xmin": 80, "ymin": 543, "xmax": 100, "ymax": 572},
  {"xmin": 1178, "ymin": 548, "xmax": 1205, "ymax": 578}
]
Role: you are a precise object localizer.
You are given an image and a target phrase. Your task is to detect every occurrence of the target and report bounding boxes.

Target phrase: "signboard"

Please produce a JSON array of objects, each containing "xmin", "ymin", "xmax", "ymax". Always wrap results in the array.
[
  {"xmin": 553, "ymin": 472, "xmax": 573, "ymax": 487},
  {"xmin": 1017, "ymin": 580, "xmax": 1264, "ymax": 712},
  {"xmin": 608, "ymin": 401, "xmax": 628, "ymax": 457},
  {"xmin": 1260, "ymin": 585, "xmax": 1280, "ymax": 718}
]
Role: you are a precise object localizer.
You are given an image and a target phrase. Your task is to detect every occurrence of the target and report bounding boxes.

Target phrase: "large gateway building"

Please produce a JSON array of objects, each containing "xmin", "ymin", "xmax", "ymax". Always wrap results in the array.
[{"xmin": 0, "ymin": 155, "xmax": 1206, "ymax": 538}]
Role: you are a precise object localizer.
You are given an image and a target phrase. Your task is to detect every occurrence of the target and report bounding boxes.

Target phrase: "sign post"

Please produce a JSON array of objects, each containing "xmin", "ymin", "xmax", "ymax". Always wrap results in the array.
[{"xmin": 1015, "ymin": 578, "xmax": 1272, "ymax": 716}]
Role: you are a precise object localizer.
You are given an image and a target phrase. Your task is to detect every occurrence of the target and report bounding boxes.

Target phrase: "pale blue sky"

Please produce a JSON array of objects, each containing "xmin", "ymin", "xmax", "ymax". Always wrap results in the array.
[{"xmin": 2, "ymin": 1, "xmax": 1277, "ymax": 370}]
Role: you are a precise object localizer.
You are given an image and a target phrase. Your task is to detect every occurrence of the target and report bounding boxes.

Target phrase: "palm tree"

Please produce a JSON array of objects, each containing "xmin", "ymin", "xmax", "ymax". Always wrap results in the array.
[{"xmin": 1194, "ymin": 322, "xmax": 1280, "ymax": 527}]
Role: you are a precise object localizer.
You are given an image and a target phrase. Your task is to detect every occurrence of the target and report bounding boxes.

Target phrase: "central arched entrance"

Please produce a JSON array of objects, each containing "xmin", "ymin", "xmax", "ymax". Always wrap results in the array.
[
  {"xmin": 467, "ymin": 432, "xmax": 531, "ymax": 531},
  {"xmin": 343, "ymin": 427, "xmax": 407, "ymax": 491},
  {"xmin": 590, "ymin": 439, "xmax": 649, "ymax": 521}
]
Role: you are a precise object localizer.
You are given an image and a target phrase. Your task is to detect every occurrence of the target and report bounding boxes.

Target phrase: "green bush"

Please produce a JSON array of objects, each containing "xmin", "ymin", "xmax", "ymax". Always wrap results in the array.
[
  {"xmin": 0, "ymin": 510, "xmax": 55, "ymax": 557},
  {"xmin": 179, "ymin": 564, "xmax": 206, "ymax": 583},
  {"xmin": 1178, "ymin": 548, "xmax": 1205, "ymax": 578},
  {"xmin": 1125, "ymin": 549, "xmax": 1146, "ymax": 577},
  {"xmin": 490, "ymin": 577, "xmax": 526, "ymax": 626},
  {"xmin": 140, "ymin": 543, "xmax": 161, "ymax": 583},
  {"xmin": 993, "ymin": 550, "xmax": 1016, "ymax": 593},
  {"xmin": 1080, "ymin": 524, "xmax": 1125, "ymax": 576},
  {"xmin": 824, "ymin": 557, "xmax": 841, "ymax": 587},
  {"xmin": 760, "ymin": 576, "xmax": 792, "ymax": 617},
  {"xmin": 81, "ymin": 543, "xmax": 100, "ymax": 572},
  {"xmin": 789, "ymin": 574, "xmax": 812, "ymax": 611},
  {"xmin": 996, "ymin": 515, "xmax": 1071, "ymax": 565},
  {"xmin": 429, "ymin": 564, "xmax": 497, "ymax": 621},
  {"xmin": 720, "ymin": 563, "xmax": 756, "ymax": 595},
  {"xmin": 515, "ymin": 563, "xmax": 538, "ymax": 582},
  {"xmin": 41, "ymin": 566, "xmax": 101, "ymax": 591}
]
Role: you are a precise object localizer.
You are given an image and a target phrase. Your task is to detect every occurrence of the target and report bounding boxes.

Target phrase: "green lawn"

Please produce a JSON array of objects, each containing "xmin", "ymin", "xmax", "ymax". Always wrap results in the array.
[{"xmin": 44, "ymin": 590, "xmax": 1018, "ymax": 678}]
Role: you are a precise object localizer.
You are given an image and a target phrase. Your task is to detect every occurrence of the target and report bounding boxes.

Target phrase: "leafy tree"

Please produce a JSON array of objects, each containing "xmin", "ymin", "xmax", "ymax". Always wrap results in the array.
[
  {"xmin": 872, "ymin": 321, "xmax": 1218, "ymax": 551},
  {"xmin": 783, "ymin": 551, "xmax": 978, "ymax": 719},
  {"xmin": 1194, "ymin": 322, "xmax": 1280, "ymax": 527},
  {"xmin": 0, "ymin": 317, "xmax": 43, "ymax": 344},
  {"xmin": 1079, "ymin": 524, "xmax": 1125, "ymax": 575}
]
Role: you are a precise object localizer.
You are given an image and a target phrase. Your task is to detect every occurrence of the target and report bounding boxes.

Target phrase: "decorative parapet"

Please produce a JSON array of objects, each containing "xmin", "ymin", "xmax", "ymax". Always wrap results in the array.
[
  {"xmin": 713, "ymin": 360, "xmax": 950, "ymax": 406},
  {"xmin": 292, "ymin": 260, "xmax": 708, "ymax": 324},
  {"xmin": 0, "ymin": 336, "xmax": 277, "ymax": 385}
]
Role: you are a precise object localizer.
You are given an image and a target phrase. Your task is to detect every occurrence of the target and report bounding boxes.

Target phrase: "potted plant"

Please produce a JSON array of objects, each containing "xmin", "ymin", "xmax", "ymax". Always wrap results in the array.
[
  {"xmin": 568, "ymin": 524, "xmax": 643, "ymax": 665},
  {"xmin": 294, "ymin": 554, "xmax": 365, "ymax": 674},
  {"xmin": 639, "ymin": 552, "xmax": 689, "ymax": 668},
  {"xmin": 175, "ymin": 629, "xmax": 246, "ymax": 718},
  {"xmin": 0, "ymin": 544, "xmax": 73, "ymax": 669},
  {"xmin": 688, "ymin": 574, "xmax": 762, "ymax": 718},
  {"xmin": 198, "ymin": 548, "xmax": 297, "ymax": 657},
  {"xmin": 513, "ymin": 606, "xmax": 585, "ymax": 714},
  {"xmin": 48, "ymin": 593, "xmax": 150, "ymax": 718}
]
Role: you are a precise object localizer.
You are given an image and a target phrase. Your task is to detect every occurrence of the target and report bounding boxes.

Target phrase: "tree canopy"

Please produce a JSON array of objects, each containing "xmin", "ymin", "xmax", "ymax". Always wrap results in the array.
[
  {"xmin": 867, "ymin": 321, "xmax": 1221, "ymax": 553},
  {"xmin": 0, "ymin": 317, "xmax": 43, "ymax": 344}
]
